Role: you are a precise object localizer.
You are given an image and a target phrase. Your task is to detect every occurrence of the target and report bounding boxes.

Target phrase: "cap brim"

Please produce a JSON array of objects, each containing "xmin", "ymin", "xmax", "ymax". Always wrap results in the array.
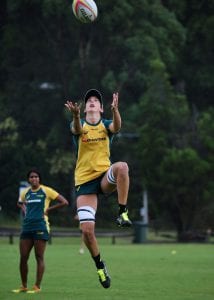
[{"xmin": 84, "ymin": 89, "xmax": 103, "ymax": 104}]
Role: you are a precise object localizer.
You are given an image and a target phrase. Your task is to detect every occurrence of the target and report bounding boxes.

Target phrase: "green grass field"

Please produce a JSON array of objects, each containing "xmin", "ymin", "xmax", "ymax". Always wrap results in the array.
[{"xmin": 0, "ymin": 237, "xmax": 213, "ymax": 300}]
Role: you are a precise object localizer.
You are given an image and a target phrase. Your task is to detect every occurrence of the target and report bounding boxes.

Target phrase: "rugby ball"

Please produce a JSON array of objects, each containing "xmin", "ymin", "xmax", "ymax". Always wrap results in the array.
[{"xmin": 72, "ymin": 0, "xmax": 98, "ymax": 23}]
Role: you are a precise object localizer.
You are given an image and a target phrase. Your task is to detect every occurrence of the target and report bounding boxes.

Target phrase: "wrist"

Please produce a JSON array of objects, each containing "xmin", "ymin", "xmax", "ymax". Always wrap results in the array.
[{"xmin": 73, "ymin": 114, "xmax": 80, "ymax": 119}]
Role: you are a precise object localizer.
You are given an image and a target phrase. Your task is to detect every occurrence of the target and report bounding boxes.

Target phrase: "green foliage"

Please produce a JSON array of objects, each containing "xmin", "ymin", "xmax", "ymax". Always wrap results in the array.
[
  {"xmin": 198, "ymin": 108, "xmax": 214, "ymax": 154},
  {"xmin": 47, "ymin": 149, "xmax": 75, "ymax": 175},
  {"xmin": 158, "ymin": 148, "xmax": 210, "ymax": 229},
  {"xmin": 128, "ymin": 55, "xmax": 213, "ymax": 232},
  {"xmin": 164, "ymin": 0, "xmax": 214, "ymax": 108},
  {"xmin": 0, "ymin": 117, "xmax": 19, "ymax": 147}
]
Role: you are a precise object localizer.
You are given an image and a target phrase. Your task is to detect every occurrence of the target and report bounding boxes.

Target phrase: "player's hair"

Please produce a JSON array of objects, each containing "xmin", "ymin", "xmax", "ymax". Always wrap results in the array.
[{"xmin": 27, "ymin": 168, "xmax": 42, "ymax": 182}]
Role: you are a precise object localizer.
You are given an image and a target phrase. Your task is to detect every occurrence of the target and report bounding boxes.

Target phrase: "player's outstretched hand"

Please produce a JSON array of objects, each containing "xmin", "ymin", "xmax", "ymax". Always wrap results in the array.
[
  {"xmin": 65, "ymin": 101, "xmax": 82, "ymax": 117},
  {"xmin": 111, "ymin": 92, "xmax": 119, "ymax": 111}
]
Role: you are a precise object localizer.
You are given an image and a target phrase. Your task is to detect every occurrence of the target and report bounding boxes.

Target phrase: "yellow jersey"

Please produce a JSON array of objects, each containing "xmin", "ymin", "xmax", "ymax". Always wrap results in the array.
[{"xmin": 72, "ymin": 118, "xmax": 115, "ymax": 185}]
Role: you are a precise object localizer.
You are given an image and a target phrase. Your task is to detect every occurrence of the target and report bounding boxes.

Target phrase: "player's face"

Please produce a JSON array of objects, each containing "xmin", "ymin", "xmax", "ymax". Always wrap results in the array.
[
  {"xmin": 85, "ymin": 96, "xmax": 103, "ymax": 113},
  {"xmin": 28, "ymin": 172, "xmax": 40, "ymax": 188}
]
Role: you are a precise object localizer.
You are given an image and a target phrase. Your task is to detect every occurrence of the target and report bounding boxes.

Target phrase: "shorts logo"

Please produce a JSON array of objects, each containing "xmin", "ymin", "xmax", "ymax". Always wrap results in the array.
[
  {"xmin": 76, "ymin": 186, "xmax": 80, "ymax": 192},
  {"xmin": 36, "ymin": 231, "xmax": 44, "ymax": 235}
]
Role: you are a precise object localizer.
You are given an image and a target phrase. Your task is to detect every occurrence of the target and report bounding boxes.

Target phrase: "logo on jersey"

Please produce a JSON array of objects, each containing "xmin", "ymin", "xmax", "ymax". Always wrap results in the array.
[{"xmin": 82, "ymin": 137, "xmax": 106, "ymax": 143}]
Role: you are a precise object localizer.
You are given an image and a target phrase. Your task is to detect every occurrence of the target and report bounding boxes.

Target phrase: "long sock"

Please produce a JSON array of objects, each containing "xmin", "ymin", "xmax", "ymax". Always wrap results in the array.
[
  {"xmin": 119, "ymin": 204, "xmax": 127, "ymax": 215},
  {"xmin": 92, "ymin": 254, "xmax": 104, "ymax": 269}
]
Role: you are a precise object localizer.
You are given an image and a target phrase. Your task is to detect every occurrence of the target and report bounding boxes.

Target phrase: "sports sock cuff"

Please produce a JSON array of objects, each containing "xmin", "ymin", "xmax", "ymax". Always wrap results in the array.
[
  {"xmin": 119, "ymin": 204, "xmax": 127, "ymax": 215},
  {"xmin": 92, "ymin": 254, "xmax": 104, "ymax": 269}
]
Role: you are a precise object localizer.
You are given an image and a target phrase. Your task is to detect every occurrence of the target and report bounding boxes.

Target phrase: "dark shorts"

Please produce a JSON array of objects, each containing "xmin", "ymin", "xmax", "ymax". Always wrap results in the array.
[
  {"xmin": 20, "ymin": 230, "xmax": 50, "ymax": 241},
  {"xmin": 75, "ymin": 175, "xmax": 105, "ymax": 197}
]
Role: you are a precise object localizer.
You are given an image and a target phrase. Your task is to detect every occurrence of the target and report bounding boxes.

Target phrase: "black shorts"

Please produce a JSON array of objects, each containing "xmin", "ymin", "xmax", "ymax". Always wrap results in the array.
[
  {"xmin": 20, "ymin": 230, "xmax": 49, "ymax": 241},
  {"xmin": 75, "ymin": 175, "xmax": 105, "ymax": 197}
]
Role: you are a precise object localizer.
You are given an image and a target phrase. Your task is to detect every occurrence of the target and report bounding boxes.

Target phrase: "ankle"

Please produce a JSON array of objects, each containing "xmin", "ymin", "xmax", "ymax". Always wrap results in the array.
[
  {"xmin": 119, "ymin": 204, "xmax": 127, "ymax": 215},
  {"xmin": 34, "ymin": 285, "xmax": 40, "ymax": 289},
  {"xmin": 92, "ymin": 254, "xmax": 104, "ymax": 269}
]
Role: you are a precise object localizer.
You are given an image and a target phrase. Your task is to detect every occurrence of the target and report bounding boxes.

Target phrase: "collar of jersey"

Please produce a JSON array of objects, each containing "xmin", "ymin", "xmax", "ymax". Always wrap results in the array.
[
  {"xmin": 84, "ymin": 118, "xmax": 102, "ymax": 126},
  {"xmin": 30, "ymin": 185, "xmax": 41, "ymax": 192}
]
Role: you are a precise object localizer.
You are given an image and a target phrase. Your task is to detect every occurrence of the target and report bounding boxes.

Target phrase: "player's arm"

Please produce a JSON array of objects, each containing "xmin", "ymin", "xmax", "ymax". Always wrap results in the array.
[
  {"xmin": 45, "ymin": 194, "xmax": 68, "ymax": 215},
  {"xmin": 17, "ymin": 196, "xmax": 26, "ymax": 215},
  {"xmin": 109, "ymin": 92, "xmax": 121, "ymax": 133},
  {"xmin": 65, "ymin": 101, "xmax": 83, "ymax": 134}
]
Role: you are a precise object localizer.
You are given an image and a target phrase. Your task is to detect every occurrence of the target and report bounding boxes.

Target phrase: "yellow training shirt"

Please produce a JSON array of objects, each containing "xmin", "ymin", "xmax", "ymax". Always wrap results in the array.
[{"xmin": 72, "ymin": 119, "xmax": 115, "ymax": 186}]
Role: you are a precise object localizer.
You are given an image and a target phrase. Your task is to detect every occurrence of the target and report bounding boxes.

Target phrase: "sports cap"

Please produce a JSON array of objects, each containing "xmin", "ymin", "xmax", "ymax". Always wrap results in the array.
[{"xmin": 84, "ymin": 89, "xmax": 103, "ymax": 105}]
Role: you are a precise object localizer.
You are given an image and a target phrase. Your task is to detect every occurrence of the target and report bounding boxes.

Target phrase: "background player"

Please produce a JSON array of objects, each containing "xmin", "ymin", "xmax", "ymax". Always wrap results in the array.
[{"xmin": 12, "ymin": 169, "xmax": 68, "ymax": 294}]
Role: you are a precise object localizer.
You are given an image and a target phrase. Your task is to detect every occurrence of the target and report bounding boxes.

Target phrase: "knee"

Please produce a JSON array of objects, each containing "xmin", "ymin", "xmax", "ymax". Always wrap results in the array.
[
  {"xmin": 81, "ymin": 225, "xmax": 95, "ymax": 244},
  {"xmin": 35, "ymin": 253, "xmax": 44, "ymax": 263},
  {"xmin": 20, "ymin": 254, "xmax": 29, "ymax": 262},
  {"xmin": 116, "ymin": 162, "xmax": 129, "ymax": 176}
]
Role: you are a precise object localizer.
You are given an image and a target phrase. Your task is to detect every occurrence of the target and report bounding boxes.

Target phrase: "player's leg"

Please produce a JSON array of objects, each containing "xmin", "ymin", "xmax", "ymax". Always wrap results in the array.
[
  {"xmin": 33, "ymin": 239, "xmax": 47, "ymax": 291},
  {"xmin": 77, "ymin": 194, "xmax": 110, "ymax": 288},
  {"xmin": 77, "ymin": 194, "xmax": 98, "ymax": 256},
  {"xmin": 101, "ymin": 162, "xmax": 132, "ymax": 227},
  {"xmin": 101, "ymin": 162, "xmax": 129, "ymax": 204},
  {"xmin": 12, "ymin": 233, "xmax": 34, "ymax": 293},
  {"xmin": 77, "ymin": 195, "xmax": 98, "ymax": 257},
  {"xmin": 19, "ymin": 239, "xmax": 34, "ymax": 288}
]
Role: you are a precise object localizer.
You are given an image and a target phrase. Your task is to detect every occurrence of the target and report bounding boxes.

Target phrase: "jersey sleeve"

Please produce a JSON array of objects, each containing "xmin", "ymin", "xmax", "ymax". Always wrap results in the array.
[
  {"xmin": 102, "ymin": 119, "xmax": 113, "ymax": 129},
  {"xmin": 44, "ymin": 186, "xmax": 59, "ymax": 201},
  {"xmin": 19, "ymin": 187, "xmax": 30, "ymax": 203}
]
